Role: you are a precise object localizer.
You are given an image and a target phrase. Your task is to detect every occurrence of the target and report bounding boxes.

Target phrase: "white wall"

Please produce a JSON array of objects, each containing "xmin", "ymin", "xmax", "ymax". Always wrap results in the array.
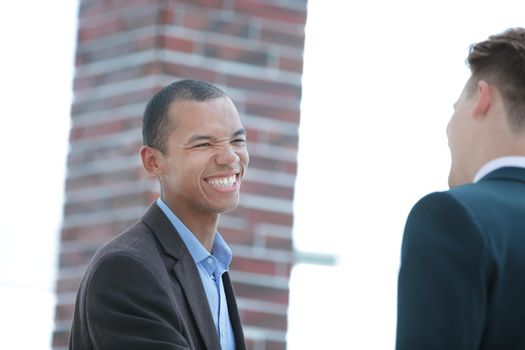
[
  {"xmin": 289, "ymin": 1, "xmax": 525, "ymax": 349},
  {"xmin": 0, "ymin": 2, "xmax": 78, "ymax": 349}
]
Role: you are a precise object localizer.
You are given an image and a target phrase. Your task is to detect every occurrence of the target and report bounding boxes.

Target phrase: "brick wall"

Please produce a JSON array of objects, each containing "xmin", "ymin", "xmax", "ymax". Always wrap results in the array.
[{"xmin": 53, "ymin": 1, "xmax": 307, "ymax": 349}]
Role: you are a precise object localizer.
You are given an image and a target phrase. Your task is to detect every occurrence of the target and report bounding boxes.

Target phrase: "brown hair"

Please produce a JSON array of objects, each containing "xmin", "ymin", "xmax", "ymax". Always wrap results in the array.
[{"xmin": 466, "ymin": 27, "xmax": 525, "ymax": 131}]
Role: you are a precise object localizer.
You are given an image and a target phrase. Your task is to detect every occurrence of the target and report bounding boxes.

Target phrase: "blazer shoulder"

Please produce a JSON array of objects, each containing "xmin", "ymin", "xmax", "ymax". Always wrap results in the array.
[
  {"xmin": 410, "ymin": 186, "xmax": 488, "ymax": 225},
  {"xmin": 86, "ymin": 219, "xmax": 169, "ymax": 280},
  {"xmin": 409, "ymin": 191, "xmax": 465, "ymax": 217},
  {"xmin": 98, "ymin": 220, "xmax": 156, "ymax": 256},
  {"xmin": 405, "ymin": 190, "xmax": 487, "ymax": 243}
]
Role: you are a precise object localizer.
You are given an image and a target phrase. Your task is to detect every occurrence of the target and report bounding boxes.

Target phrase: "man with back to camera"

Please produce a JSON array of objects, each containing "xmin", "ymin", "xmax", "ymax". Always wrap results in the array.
[
  {"xmin": 396, "ymin": 27, "xmax": 525, "ymax": 349},
  {"xmin": 69, "ymin": 79, "xmax": 248, "ymax": 350}
]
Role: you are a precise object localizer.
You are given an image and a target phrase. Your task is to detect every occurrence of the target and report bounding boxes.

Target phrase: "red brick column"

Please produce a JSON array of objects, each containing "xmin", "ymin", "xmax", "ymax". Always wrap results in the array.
[{"xmin": 53, "ymin": 1, "xmax": 307, "ymax": 349}]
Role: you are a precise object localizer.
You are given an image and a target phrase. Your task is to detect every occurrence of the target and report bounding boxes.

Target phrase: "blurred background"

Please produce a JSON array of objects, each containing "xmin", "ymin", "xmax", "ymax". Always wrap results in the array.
[{"xmin": 0, "ymin": 1, "xmax": 523, "ymax": 349}]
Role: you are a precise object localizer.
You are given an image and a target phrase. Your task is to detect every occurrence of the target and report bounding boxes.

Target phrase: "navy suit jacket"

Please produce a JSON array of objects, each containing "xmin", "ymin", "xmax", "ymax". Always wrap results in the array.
[
  {"xmin": 397, "ymin": 167, "xmax": 525, "ymax": 349},
  {"xmin": 69, "ymin": 203, "xmax": 246, "ymax": 350}
]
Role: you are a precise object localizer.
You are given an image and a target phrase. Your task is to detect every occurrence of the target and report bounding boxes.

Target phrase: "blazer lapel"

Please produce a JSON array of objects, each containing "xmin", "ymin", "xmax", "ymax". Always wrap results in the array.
[
  {"xmin": 172, "ymin": 258, "xmax": 221, "ymax": 350},
  {"xmin": 142, "ymin": 203, "xmax": 221, "ymax": 350},
  {"xmin": 223, "ymin": 272, "xmax": 246, "ymax": 350}
]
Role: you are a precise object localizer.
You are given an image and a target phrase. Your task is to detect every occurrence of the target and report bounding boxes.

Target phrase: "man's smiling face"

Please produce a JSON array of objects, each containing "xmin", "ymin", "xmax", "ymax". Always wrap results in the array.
[{"xmin": 157, "ymin": 96, "xmax": 249, "ymax": 219}]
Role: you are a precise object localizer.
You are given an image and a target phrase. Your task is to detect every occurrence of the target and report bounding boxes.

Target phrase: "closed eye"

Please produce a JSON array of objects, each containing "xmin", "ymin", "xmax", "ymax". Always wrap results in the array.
[
  {"xmin": 193, "ymin": 143, "xmax": 211, "ymax": 148},
  {"xmin": 231, "ymin": 138, "xmax": 246, "ymax": 145}
]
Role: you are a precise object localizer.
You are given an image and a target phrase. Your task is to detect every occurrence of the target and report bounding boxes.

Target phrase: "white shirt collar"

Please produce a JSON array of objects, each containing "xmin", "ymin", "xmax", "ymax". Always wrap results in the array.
[{"xmin": 473, "ymin": 156, "xmax": 525, "ymax": 182}]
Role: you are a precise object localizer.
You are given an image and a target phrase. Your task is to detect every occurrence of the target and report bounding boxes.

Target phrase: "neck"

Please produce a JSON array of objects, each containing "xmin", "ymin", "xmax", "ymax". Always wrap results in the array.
[
  {"xmin": 162, "ymin": 196, "xmax": 220, "ymax": 252},
  {"xmin": 482, "ymin": 132, "xmax": 525, "ymax": 164},
  {"xmin": 179, "ymin": 212, "xmax": 219, "ymax": 252},
  {"xmin": 189, "ymin": 216, "xmax": 219, "ymax": 252},
  {"xmin": 475, "ymin": 113, "xmax": 525, "ymax": 174}
]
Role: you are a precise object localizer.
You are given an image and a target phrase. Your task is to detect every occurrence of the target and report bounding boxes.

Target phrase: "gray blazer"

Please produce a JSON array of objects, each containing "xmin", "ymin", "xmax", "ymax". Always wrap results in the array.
[{"xmin": 69, "ymin": 203, "xmax": 246, "ymax": 350}]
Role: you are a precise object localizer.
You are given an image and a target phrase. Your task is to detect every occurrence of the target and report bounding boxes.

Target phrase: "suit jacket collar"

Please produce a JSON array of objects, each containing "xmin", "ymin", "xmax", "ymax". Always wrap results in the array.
[
  {"xmin": 480, "ymin": 166, "xmax": 525, "ymax": 185},
  {"xmin": 141, "ymin": 203, "xmax": 221, "ymax": 350},
  {"xmin": 141, "ymin": 203, "xmax": 187, "ymax": 261},
  {"xmin": 475, "ymin": 156, "xmax": 525, "ymax": 182},
  {"xmin": 223, "ymin": 272, "xmax": 246, "ymax": 349}
]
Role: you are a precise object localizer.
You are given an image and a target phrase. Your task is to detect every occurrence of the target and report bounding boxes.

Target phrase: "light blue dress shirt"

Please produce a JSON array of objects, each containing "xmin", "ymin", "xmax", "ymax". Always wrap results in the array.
[{"xmin": 156, "ymin": 198, "xmax": 236, "ymax": 350}]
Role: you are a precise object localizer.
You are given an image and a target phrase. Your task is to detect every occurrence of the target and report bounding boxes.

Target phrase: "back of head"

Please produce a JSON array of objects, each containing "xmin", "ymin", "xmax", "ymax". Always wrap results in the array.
[
  {"xmin": 142, "ymin": 79, "xmax": 227, "ymax": 153},
  {"xmin": 466, "ymin": 27, "xmax": 525, "ymax": 132}
]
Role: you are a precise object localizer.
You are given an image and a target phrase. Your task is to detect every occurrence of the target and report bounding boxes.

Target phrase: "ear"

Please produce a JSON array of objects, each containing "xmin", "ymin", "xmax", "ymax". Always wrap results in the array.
[
  {"xmin": 472, "ymin": 80, "xmax": 492, "ymax": 118},
  {"xmin": 140, "ymin": 145, "xmax": 164, "ymax": 176}
]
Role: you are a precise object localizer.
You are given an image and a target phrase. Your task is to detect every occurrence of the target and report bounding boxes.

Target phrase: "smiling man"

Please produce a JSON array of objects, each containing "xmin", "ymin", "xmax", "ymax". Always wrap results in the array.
[
  {"xmin": 69, "ymin": 79, "xmax": 248, "ymax": 350},
  {"xmin": 396, "ymin": 28, "xmax": 525, "ymax": 349}
]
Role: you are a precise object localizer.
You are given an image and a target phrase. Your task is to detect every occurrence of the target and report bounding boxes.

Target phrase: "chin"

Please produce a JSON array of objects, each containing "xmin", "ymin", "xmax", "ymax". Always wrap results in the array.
[
  {"xmin": 213, "ymin": 198, "xmax": 240, "ymax": 214},
  {"xmin": 223, "ymin": 202, "xmax": 240, "ymax": 213},
  {"xmin": 448, "ymin": 162, "xmax": 463, "ymax": 188},
  {"xmin": 448, "ymin": 172, "xmax": 460, "ymax": 188}
]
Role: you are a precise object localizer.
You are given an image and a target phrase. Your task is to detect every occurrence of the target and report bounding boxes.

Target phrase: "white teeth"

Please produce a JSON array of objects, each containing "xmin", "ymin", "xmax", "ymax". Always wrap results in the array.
[{"xmin": 207, "ymin": 175, "xmax": 236, "ymax": 187}]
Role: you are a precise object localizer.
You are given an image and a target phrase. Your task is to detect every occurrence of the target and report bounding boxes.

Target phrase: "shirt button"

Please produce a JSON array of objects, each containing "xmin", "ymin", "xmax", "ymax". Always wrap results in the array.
[{"xmin": 207, "ymin": 257, "xmax": 214, "ymax": 264}]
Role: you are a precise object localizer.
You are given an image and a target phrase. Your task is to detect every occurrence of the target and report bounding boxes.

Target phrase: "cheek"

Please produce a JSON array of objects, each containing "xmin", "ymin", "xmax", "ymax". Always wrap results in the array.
[
  {"xmin": 447, "ymin": 114, "xmax": 464, "ymax": 148},
  {"xmin": 446, "ymin": 118, "xmax": 453, "ymax": 139},
  {"xmin": 447, "ymin": 111, "xmax": 459, "ymax": 137}
]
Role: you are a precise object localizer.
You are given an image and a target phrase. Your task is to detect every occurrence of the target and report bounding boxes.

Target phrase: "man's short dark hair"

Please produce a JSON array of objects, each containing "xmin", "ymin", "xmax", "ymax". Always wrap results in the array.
[
  {"xmin": 466, "ymin": 27, "xmax": 525, "ymax": 131},
  {"xmin": 142, "ymin": 79, "xmax": 227, "ymax": 153}
]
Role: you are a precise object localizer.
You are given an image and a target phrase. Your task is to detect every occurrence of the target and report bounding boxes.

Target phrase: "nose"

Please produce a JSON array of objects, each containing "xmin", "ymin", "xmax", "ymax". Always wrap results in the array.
[{"xmin": 215, "ymin": 144, "xmax": 240, "ymax": 165}]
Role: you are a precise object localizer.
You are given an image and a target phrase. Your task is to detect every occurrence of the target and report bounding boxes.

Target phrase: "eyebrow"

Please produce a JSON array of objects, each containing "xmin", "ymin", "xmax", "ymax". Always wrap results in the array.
[{"xmin": 185, "ymin": 128, "xmax": 246, "ymax": 145}]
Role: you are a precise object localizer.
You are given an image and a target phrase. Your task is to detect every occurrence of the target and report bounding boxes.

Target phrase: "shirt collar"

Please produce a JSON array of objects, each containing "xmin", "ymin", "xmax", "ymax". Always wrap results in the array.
[
  {"xmin": 473, "ymin": 156, "xmax": 525, "ymax": 182},
  {"xmin": 156, "ymin": 198, "xmax": 232, "ymax": 270}
]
